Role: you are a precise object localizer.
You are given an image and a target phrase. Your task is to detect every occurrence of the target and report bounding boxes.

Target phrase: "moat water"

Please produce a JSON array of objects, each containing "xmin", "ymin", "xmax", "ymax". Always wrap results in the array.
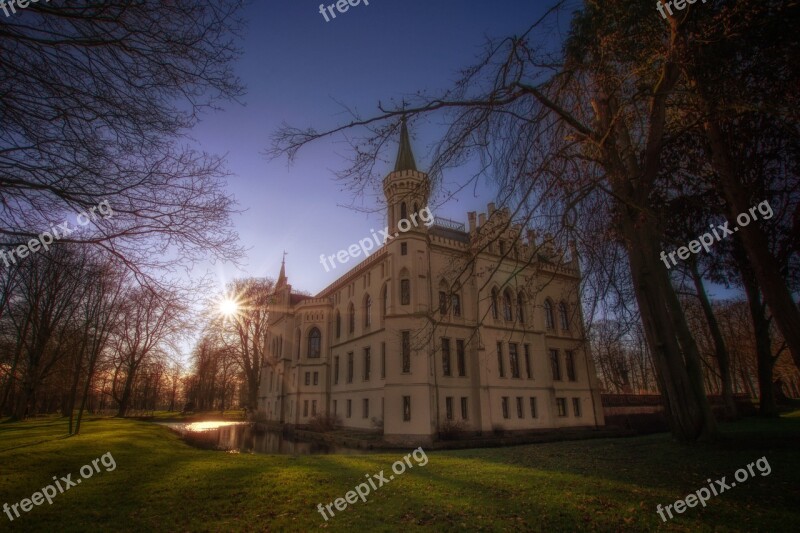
[{"xmin": 160, "ymin": 421, "xmax": 364, "ymax": 455}]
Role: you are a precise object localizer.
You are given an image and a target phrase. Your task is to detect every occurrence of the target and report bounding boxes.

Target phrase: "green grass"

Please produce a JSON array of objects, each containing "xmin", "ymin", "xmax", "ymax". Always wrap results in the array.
[{"xmin": 1, "ymin": 414, "xmax": 798, "ymax": 532}]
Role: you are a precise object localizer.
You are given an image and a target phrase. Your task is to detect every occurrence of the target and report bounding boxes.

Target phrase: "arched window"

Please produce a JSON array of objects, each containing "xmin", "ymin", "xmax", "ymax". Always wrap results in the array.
[
  {"xmin": 348, "ymin": 303, "xmax": 355, "ymax": 334},
  {"xmin": 559, "ymin": 302, "xmax": 570, "ymax": 331},
  {"xmin": 451, "ymin": 293, "xmax": 461, "ymax": 317},
  {"xmin": 491, "ymin": 288, "xmax": 499, "ymax": 319},
  {"xmin": 400, "ymin": 202, "xmax": 408, "ymax": 220},
  {"xmin": 364, "ymin": 294, "xmax": 372, "ymax": 327},
  {"xmin": 502, "ymin": 290, "xmax": 513, "ymax": 321},
  {"xmin": 413, "ymin": 202, "xmax": 419, "ymax": 216},
  {"xmin": 517, "ymin": 292, "xmax": 525, "ymax": 323},
  {"xmin": 438, "ymin": 281, "xmax": 449, "ymax": 315},
  {"xmin": 335, "ymin": 311, "xmax": 341, "ymax": 339},
  {"xmin": 308, "ymin": 328, "xmax": 321, "ymax": 358},
  {"xmin": 544, "ymin": 299, "xmax": 555, "ymax": 330},
  {"xmin": 381, "ymin": 283, "xmax": 388, "ymax": 318}
]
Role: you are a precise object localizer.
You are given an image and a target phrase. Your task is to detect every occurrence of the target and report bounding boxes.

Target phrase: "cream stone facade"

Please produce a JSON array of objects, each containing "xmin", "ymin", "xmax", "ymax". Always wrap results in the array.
[{"xmin": 257, "ymin": 121, "xmax": 605, "ymax": 444}]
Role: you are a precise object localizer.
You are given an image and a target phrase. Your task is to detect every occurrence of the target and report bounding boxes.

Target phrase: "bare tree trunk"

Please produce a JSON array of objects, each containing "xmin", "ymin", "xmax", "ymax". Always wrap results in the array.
[
  {"xmin": 735, "ymin": 241, "xmax": 778, "ymax": 417},
  {"xmin": 622, "ymin": 215, "xmax": 717, "ymax": 441},
  {"xmin": 695, "ymin": 105, "xmax": 800, "ymax": 369},
  {"xmin": 116, "ymin": 367, "xmax": 137, "ymax": 418},
  {"xmin": 689, "ymin": 260, "xmax": 737, "ymax": 418}
]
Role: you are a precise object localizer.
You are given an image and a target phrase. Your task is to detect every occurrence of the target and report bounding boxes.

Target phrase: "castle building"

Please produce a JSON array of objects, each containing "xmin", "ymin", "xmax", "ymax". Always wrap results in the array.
[{"xmin": 258, "ymin": 120, "xmax": 605, "ymax": 444}]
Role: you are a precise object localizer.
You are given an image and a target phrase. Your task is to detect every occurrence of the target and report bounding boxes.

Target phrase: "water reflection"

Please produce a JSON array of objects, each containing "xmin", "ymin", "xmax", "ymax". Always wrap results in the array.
[{"xmin": 161, "ymin": 422, "xmax": 364, "ymax": 455}]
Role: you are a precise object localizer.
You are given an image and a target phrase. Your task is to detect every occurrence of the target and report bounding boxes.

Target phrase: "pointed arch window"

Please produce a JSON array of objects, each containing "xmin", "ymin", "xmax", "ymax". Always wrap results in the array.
[
  {"xmin": 308, "ymin": 328, "xmax": 321, "ymax": 359},
  {"xmin": 559, "ymin": 302, "xmax": 570, "ymax": 331},
  {"xmin": 517, "ymin": 292, "xmax": 525, "ymax": 323},
  {"xmin": 400, "ymin": 202, "xmax": 408, "ymax": 221},
  {"xmin": 364, "ymin": 294, "xmax": 372, "ymax": 327},
  {"xmin": 544, "ymin": 300, "xmax": 555, "ymax": 330},
  {"xmin": 381, "ymin": 283, "xmax": 388, "ymax": 318},
  {"xmin": 502, "ymin": 290, "xmax": 513, "ymax": 321},
  {"xmin": 335, "ymin": 311, "xmax": 341, "ymax": 339},
  {"xmin": 491, "ymin": 288, "xmax": 499, "ymax": 319}
]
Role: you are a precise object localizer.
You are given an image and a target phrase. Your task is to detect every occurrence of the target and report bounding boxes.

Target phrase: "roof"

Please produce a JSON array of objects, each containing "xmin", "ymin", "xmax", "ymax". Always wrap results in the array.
[{"xmin": 393, "ymin": 116, "xmax": 418, "ymax": 172}]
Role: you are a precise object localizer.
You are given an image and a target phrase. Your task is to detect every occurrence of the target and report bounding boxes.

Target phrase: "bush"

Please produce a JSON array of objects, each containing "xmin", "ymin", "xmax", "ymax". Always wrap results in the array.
[
  {"xmin": 308, "ymin": 413, "xmax": 341, "ymax": 433},
  {"xmin": 438, "ymin": 419, "xmax": 466, "ymax": 440}
]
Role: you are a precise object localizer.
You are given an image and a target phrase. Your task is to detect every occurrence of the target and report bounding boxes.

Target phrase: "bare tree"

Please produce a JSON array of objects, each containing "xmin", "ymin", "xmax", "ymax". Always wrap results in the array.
[
  {"xmin": 112, "ymin": 287, "xmax": 187, "ymax": 417},
  {"xmin": 0, "ymin": 1, "xmax": 246, "ymax": 280},
  {"xmin": 207, "ymin": 278, "xmax": 274, "ymax": 412}
]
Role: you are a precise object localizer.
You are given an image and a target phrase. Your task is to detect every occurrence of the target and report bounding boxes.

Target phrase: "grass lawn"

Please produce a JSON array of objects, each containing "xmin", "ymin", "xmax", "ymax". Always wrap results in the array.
[{"xmin": 1, "ymin": 414, "xmax": 798, "ymax": 532}]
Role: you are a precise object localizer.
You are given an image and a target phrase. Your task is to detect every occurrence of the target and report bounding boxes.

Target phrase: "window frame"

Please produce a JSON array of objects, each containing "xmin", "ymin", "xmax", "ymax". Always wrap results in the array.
[
  {"xmin": 497, "ymin": 342, "xmax": 505, "ymax": 377},
  {"xmin": 566, "ymin": 350, "xmax": 577, "ymax": 381},
  {"xmin": 441, "ymin": 337, "xmax": 451, "ymax": 377},
  {"xmin": 456, "ymin": 339, "xmax": 466, "ymax": 377},
  {"xmin": 550, "ymin": 349, "xmax": 561, "ymax": 381},
  {"xmin": 400, "ymin": 278, "xmax": 411, "ymax": 305},
  {"xmin": 544, "ymin": 299, "xmax": 555, "ymax": 330},
  {"xmin": 509, "ymin": 342, "xmax": 520, "ymax": 378},
  {"xmin": 556, "ymin": 397, "xmax": 567, "ymax": 417},
  {"xmin": 347, "ymin": 352, "xmax": 354, "ymax": 383},
  {"xmin": 307, "ymin": 327, "xmax": 322, "ymax": 358}
]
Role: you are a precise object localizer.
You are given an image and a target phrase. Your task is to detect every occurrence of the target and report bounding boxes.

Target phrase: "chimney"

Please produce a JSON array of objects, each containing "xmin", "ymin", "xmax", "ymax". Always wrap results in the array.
[
  {"xmin": 488, "ymin": 202, "xmax": 496, "ymax": 215},
  {"xmin": 468, "ymin": 211, "xmax": 477, "ymax": 232},
  {"xmin": 478, "ymin": 213, "xmax": 486, "ymax": 227}
]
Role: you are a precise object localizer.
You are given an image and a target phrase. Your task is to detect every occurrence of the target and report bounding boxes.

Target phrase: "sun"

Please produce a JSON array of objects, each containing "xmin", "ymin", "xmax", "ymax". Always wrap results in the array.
[{"xmin": 219, "ymin": 298, "xmax": 239, "ymax": 317}]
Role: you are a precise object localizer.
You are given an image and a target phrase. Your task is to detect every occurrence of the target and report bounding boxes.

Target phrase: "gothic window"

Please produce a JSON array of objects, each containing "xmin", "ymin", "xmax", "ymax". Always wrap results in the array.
[
  {"xmin": 400, "ymin": 279, "xmax": 410, "ymax": 305},
  {"xmin": 544, "ymin": 299, "xmax": 555, "ymax": 330},
  {"xmin": 502, "ymin": 290, "xmax": 513, "ymax": 321},
  {"xmin": 559, "ymin": 302, "xmax": 570, "ymax": 331},
  {"xmin": 307, "ymin": 328, "xmax": 321, "ymax": 358}
]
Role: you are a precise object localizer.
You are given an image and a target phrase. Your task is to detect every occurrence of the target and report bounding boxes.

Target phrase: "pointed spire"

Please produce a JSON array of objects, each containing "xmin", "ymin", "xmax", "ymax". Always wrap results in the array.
[
  {"xmin": 394, "ymin": 115, "xmax": 417, "ymax": 172},
  {"xmin": 277, "ymin": 251, "xmax": 287, "ymax": 287}
]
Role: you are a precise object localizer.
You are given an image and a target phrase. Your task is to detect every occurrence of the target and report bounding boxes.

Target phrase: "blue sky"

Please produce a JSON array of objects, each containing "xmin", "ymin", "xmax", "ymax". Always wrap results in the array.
[{"xmin": 190, "ymin": 0, "xmax": 558, "ymax": 295}]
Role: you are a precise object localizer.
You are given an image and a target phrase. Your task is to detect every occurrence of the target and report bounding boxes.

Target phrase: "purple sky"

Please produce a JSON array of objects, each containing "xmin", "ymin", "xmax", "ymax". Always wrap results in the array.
[{"xmin": 189, "ymin": 0, "xmax": 556, "ymax": 295}]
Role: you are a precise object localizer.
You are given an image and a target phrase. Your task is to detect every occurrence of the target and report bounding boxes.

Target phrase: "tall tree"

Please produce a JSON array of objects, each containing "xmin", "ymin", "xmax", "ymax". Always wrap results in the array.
[
  {"xmin": 0, "ymin": 1, "xmax": 245, "ymax": 278},
  {"xmin": 210, "ymin": 278, "xmax": 274, "ymax": 412},
  {"xmin": 112, "ymin": 287, "xmax": 186, "ymax": 417}
]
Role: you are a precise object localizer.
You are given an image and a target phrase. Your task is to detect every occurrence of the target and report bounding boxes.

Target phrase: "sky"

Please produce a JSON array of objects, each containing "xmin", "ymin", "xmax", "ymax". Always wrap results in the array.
[{"xmin": 189, "ymin": 0, "xmax": 560, "ymax": 296}]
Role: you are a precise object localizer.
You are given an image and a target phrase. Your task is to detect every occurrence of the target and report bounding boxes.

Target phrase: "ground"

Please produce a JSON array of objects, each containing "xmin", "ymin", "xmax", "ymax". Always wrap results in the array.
[{"xmin": 0, "ymin": 413, "xmax": 798, "ymax": 532}]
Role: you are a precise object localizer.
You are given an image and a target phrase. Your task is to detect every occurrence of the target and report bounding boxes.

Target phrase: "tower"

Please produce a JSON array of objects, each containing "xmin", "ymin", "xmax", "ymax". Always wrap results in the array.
[{"xmin": 383, "ymin": 116, "xmax": 429, "ymax": 230}]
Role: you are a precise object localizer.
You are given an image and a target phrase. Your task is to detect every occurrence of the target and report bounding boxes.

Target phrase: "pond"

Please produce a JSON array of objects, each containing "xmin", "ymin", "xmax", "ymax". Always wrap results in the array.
[{"xmin": 160, "ymin": 421, "xmax": 364, "ymax": 455}]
